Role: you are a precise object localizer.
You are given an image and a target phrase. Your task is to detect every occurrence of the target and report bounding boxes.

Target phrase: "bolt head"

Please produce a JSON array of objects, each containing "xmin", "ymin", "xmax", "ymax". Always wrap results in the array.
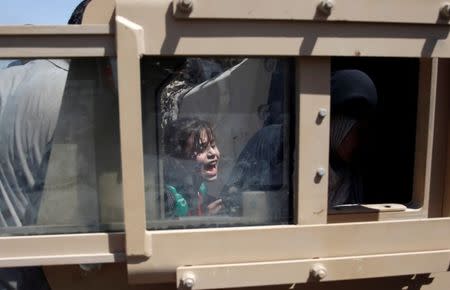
[
  {"xmin": 79, "ymin": 264, "xmax": 101, "ymax": 272},
  {"xmin": 184, "ymin": 278, "xmax": 195, "ymax": 288},
  {"xmin": 182, "ymin": 272, "xmax": 196, "ymax": 288},
  {"xmin": 318, "ymin": 0, "xmax": 334, "ymax": 15},
  {"xmin": 178, "ymin": 0, "xmax": 193, "ymax": 13},
  {"xmin": 441, "ymin": 3, "xmax": 450, "ymax": 19},
  {"xmin": 316, "ymin": 268, "xmax": 327, "ymax": 279},
  {"xmin": 323, "ymin": 0, "xmax": 334, "ymax": 9},
  {"xmin": 311, "ymin": 263, "xmax": 328, "ymax": 280},
  {"xmin": 316, "ymin": 168, "xmax": 326, "ymax": 177},
  {"xmin": 318, "ymin": 108, "xmax": 328, "ymax": 118}
]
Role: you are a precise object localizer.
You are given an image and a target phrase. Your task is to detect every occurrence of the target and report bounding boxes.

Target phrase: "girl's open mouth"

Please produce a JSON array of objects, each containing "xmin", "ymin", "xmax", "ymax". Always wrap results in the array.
[{"xmin": 204, "ymin": 160, "xmax": 218, "ymax": 176}]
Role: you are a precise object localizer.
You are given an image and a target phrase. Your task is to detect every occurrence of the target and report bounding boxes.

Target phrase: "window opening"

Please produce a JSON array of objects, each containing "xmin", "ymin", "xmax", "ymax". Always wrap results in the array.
[
  {"xmin": 0, "ymin": 58, "xmax": 123, "ymax": 236},
  {"xmin": 329, "ymin": 57, "xmax": 419, "ymax": 211},
  {"xmin": 141, "ymin": 57, "xmax": 295, "ymax": 229}
]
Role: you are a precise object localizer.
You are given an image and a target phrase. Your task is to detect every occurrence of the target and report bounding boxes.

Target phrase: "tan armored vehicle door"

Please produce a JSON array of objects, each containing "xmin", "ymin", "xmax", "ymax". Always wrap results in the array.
[{"xmin": 113, "ymin": 0, "xmax": 450, "ymax": 288}]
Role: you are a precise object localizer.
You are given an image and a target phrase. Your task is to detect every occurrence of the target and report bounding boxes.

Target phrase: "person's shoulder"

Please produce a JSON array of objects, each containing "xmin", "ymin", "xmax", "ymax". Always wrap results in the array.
[
  {"xmin": 0, "ymin": 59, "xmax": 69, "ymax": 74},
  {"xmin": 248, "ymin": 124, "xmax": 283, "ymax": 146},
  {"xmin": 259, "ymin": 124, "xmax": 282, "ymax": 134},
  {"xmin": 165, "ymin": 184, "xmax": 178, "ymax": 195},
  {"xmin": 0, "ymin": 60, "xmax": 69, "ymax": 93},
  {"xmin": 28, "ymin": 59, "xmax": 69, "ymax": 71}
]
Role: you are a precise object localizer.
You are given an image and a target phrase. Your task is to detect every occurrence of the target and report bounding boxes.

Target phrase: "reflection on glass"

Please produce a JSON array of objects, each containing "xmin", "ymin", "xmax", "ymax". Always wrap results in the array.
[
  {"xmin": 142, "ymin": 57, "xmax": 294, "ymax": 229},
  {"xmin": 0, "ymin": 59, "xmax": 123, "ymax": 236}
]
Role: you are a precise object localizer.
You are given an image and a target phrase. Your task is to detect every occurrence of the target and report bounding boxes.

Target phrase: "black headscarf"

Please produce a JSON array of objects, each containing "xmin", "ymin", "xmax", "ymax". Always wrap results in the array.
[
  {"xmin": 68, "ymin": 0, "xmax": 92, "ymax": 24},
  {"xmin": 331, "ymin": 69, "xmax": 378, "ymax": 119},
  {"xmin": 328, "ymin": 69, "xmax": 378, "ymax": 206}
]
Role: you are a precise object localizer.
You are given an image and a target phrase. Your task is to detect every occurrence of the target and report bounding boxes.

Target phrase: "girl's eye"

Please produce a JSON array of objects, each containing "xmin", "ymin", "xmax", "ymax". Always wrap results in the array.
[{"xmin": 198, "ymin": 143, "xmax": 207, "ymax": 152}]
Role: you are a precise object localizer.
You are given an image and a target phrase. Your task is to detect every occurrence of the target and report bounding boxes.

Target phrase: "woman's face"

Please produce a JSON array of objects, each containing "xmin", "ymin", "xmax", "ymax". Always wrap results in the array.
[
  {"xmin": 187, "ymin": 129, "xmax": 221, "ymax": 181},
  {"xmin": 337, "ymin": 121, "xmax": 368, "ymax": 163}
]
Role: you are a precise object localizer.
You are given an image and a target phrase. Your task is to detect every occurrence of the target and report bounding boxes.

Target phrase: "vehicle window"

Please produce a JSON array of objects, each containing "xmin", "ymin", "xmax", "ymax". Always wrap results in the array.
[
  {"xmin": 329, "ymin": 57, "xmax": 418, "ymax": 211},
  {"xmin": 0, "ymin": 58, "xmax": 123, "ymax": 236},
  {"xmin": 141, "ymin": 57, "xmax": 295, "ymax": 229}
]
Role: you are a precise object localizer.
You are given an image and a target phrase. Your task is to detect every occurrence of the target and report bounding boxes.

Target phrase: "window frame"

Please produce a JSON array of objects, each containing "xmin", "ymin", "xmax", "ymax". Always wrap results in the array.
[
  {"xmin": 0, "ymin": 24, "xmax": 126, "ymax": 267},
  {"xmin": 327, "ymin": 58, "xmax": 443, "ymax": 222},
  {"xmin": 115, "ymin": 0, "xmax": 450, "ymax": 286}
]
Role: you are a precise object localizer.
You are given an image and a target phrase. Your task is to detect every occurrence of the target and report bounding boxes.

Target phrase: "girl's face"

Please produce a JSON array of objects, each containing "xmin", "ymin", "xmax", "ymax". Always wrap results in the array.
[{"xmin": 187, "ymin": 129, "xmax": 221, "ymax": 181}]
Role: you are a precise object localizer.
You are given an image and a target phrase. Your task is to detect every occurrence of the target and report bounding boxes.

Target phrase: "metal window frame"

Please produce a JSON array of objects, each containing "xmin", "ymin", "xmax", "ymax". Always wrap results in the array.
[
  {"xmin": 0, "ymin": 24, "xmax": 126, "ymax": 267},
  {"xmin": 115, "ymin": 0, "xmax": 450, "ymax": 286},
  {"xmin": 0, "ymin": 25, "xmax": 114, "ymax": 57},
  {"xmin": 171, "ymin": 0, "xmax": 450, "ymax": 25}
]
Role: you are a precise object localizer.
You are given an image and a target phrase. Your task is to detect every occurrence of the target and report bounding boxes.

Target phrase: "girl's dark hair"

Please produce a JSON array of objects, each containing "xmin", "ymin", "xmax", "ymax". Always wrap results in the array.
[{"xmin": 164, "ymin": 118, "xmax": 215, "ymax": 159}]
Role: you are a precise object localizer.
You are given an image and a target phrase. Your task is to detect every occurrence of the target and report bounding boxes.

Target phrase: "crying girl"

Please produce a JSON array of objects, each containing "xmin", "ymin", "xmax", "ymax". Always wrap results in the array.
[{"xmin": 163, "ymin": 117, "xmax": 223, "ymax": 217}]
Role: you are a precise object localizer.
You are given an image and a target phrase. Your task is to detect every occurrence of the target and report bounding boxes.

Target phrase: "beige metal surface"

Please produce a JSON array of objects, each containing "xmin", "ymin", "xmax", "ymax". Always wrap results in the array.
[
  {"xmin": 126, "ymin": 218, "xmax": 450, "ymax": 283},
  {"xmin": 0, "ymin": 25, "xmax": 114, "ymax": 57},
  {"xmin": 329, "ymin": 204, "xmax": 407, "ymax": 215},
  {"xmin": 328, "ymin": 208, "xmax": 424, "ymax": 223},
  {"xmin": 173, "ymin": 0, "xmax": 449, "ymax": 25},
  {"xmin": 82, "ymin": 0, "xmax": 116, "ymax": 25},
  {"xmin": 296, "ymin": 57, "xmax": 329, "ymax": 225},
  {"xmin": 429, "ymin": 59, "xmax": 450, "ymax": 217},
  {"xmin": 115, "ymin": 14, "xmax": 149, "ymax": 259},
  {"xmin": 177, "ymin": 250, "xmax": 450, "ymax": 289},
  {"xmin": 116, "ymin": 0, "xmax": 450, "ymax": 57},
  {"xmin": 412, "ymin": 59, "xmax": 436, "ymax": 215},
  {"xmin": 0, "ymin": 233, "xmax": 125, "ymax": 267}
]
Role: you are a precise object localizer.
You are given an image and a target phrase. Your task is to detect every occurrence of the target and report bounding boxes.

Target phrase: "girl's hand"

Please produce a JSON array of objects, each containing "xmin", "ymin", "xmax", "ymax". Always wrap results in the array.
[{"xmin": 207, "ymin": 199, "xmax": 223, "ymax": 215}]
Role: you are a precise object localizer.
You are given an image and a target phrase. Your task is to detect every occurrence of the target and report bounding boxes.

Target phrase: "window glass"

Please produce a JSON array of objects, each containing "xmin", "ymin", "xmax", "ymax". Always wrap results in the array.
[
  {"xmin": 0, "ymin": 58, "xmax": 123, "ymax": 236},
  {"xmin": 328, "ymin": 57, "xmax": 418, "ymax": 211},
  {"xmin": 141, "ymin": 57, "xmax": 294, "ymax": 229}
]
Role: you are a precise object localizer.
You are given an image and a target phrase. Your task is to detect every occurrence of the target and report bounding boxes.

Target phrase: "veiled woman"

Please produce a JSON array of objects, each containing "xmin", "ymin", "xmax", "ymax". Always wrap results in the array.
[{"xmin": 328, "ymin": 69, "xmax": 378, "ymax": 207}]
